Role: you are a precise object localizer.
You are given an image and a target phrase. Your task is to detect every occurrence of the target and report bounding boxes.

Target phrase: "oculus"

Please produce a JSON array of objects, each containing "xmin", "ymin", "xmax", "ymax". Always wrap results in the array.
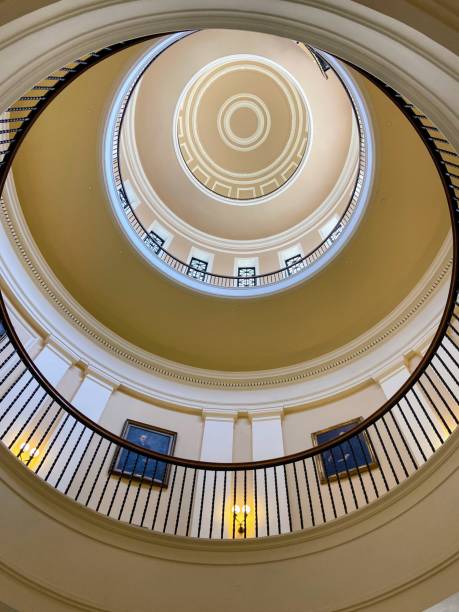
[{"xmin": 175, "ymin": 54, "xmax": 309, "ymax": 203}]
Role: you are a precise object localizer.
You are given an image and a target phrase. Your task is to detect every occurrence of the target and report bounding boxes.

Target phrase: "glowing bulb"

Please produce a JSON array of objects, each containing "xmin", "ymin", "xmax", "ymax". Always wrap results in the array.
[
  {"xmin": 29, "ymin": 447, "xmax": 39, "ymax": 457},
  {"xmin": 242, "ymin": 505, "xmax": 251, "ymax": 515},
  {"xmin": 231, "ymin": 504, "xmax": 240, "ymax": 514},
  {"xmin": 20, "ymin": 442, "xmax": 30, "ymax": 452}
]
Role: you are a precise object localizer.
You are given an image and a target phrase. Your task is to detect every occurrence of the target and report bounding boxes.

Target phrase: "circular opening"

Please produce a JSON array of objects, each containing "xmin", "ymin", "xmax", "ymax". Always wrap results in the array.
[{"xmin": 174, "ymin": 54, "xmax": 310, "ymax": 203}]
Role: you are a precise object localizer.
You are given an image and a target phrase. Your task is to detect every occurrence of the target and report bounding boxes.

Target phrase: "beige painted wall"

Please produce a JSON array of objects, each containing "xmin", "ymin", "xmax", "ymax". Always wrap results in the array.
[
  {"xmin": 283, "ymin": 382, "xmax": 387, "ymax": 455},
  {"xmin": 98, "ymin": 390, "xmax": 203, "ymax": 461}
]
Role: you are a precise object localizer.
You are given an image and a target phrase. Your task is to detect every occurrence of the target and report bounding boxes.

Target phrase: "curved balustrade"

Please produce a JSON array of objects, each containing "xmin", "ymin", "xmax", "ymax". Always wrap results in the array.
[
  {"xmin": 110, "ymin": 38, "xmax": 368, "ymax": 290},
  {"xmin": 0, "ymin": 36, "xmax": 458, "ymax": 539}
]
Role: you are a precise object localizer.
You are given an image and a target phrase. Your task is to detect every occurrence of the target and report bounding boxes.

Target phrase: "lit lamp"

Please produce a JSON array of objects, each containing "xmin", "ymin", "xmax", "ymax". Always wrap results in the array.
[
  {"xmin": 231, "ymin": 504, "xmax": 251, "ymax": 534},
  {"xmin": 18, "ymin": 442, "xmax": 40, "ymax": 462}
]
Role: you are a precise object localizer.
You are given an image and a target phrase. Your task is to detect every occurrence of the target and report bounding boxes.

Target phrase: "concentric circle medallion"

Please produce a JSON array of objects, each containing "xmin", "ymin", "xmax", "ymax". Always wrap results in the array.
[{"xmin": 175, "ymin": 55, "xmax": 309, "ymax": 202}]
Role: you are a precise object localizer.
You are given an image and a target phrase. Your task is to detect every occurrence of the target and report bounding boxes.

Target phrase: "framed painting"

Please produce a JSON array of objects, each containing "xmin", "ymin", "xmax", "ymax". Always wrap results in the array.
[
  {"xmin": 311, "ymin": 417, "xmax": 377, "ymax": 483},
  {"xmin": 111, "ymin": 420, "xmax": 177, "ymax": 487}
]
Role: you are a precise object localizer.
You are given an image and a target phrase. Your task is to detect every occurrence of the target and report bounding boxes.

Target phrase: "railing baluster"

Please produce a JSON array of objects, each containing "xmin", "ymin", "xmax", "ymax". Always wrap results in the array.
[
  {"xmin": 163, "ymin": 464, "xmax": 177, "ymax": 533},
  {"xmin": 186, "ymin": 468, "xmax": 197, "ymax": 538},
  {"xmin": 232, "ymin": 470, "xmax": 237, "ymax": 539},
  {"xmin": 293, "ymin": 461, "xmax": 304, "ymax": 530},
  {"xmin": 220, "ymin": 470, "xmax": 227, "ymax": 539},
  {"xmin": 175, "ymin": 466, "xmax": 187, "ymax": 536},
  {"xmin": 372, "ymin": 420, "xmax": 399, "ymax": 486},
  {"xmin": 75, "ymin": 435, "xmax": 103, "ymax": 502},
  {"xmin": 382, "ymin": 414, "xmax": 412, "ymax": 477},
  {"xmin": 64, "ymin": 430, "xmax": 96, "ymax": 495},
  {"xmin": 254, "ymin": 468, "xmax": 259, "ymax": 537},
  {"xmin": 303, "ymin": 459, "xmax": 316, "ymax": 527},
  {"xmin": 85, "ymin": 440, "xmax": 112, "ymax": 507},
  {"xmin": 141, "ymin": 459, "xmax": 160, "ymax": 528}
]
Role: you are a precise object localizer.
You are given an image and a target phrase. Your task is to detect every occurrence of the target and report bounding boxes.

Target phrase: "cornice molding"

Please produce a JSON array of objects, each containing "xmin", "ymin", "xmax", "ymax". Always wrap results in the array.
[
  {"xmin": 43, "ymin": 335, "xmax": 80, "ymax": 367},
  {"xmin": 0, "ymin": 171, "xmax": 452, "ymax": 401},
  {"xmin": 83, "ymin": 365, "xmax": 120, "ymax": 392},
  {"xmin": 202, "ymin": 409, "xmax": 238, "ymax": 422},
  {"xmin": 372, "ymin": 360, "xmax": 408, "ymax": 387},
  {"xmin": 248, "ymin": 407, "xmax": 284, "ymax": 421}
]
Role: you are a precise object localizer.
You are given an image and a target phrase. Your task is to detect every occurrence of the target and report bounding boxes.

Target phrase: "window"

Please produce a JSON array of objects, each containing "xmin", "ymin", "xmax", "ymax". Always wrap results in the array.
[
  {"xmin": 187, "ymin": 257, "xmax": 208, "ymax": 281},
  {"xmin": 117, "ymin": 187, "xmax": 129, "ymax": 208},
  {"xmin": 285, "ymin": 254, "xmax": 304, "ymax": 275},
  {"xmin": 319, "ymin": 215, "xmax": 339, "ymax": 240},
  {"xmin": 237, "ymin": 266, "xmax": 257, "ymax": 287},
  {"xmin": 146, "ymin": 231, "xmax": 165, "ymax": 255}
]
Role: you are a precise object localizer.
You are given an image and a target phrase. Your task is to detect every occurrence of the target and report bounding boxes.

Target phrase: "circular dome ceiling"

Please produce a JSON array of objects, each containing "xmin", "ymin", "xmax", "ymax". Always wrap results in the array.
[
  {"xmin": 107, "ymin": 31, "xmax": 372, "ymax": 297},
  {"xmin": 175, "ymin": 55, "xmax": 309, "ymax": 202}
]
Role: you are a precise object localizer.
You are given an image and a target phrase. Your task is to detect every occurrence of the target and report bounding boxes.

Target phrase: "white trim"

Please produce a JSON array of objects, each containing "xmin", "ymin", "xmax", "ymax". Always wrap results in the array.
[
  {"xmin": 44, "ymin": 336, "xmax": 80, "ymax": 368},
  {"xmin": 202, "ymin": 409, "xmax": 238, "ymax": 422},
  {"xmin": 84, "ymin": 365, "xmax": 120, "ymax": 392}
]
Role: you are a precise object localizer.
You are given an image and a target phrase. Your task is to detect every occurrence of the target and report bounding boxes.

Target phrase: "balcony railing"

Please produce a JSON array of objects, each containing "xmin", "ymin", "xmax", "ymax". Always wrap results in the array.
[
  {"xmin": 109, "ymin": 36, "xmax": 368, "ymax": 290},
  {"xmin": 0, "ymin": 36, "xmax": 457, "ymax": 539}
]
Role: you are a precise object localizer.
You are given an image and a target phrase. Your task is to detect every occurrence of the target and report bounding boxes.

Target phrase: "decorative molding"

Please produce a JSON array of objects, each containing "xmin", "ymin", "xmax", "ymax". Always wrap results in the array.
[
  {"xmin": 0, "ymin": 169, "xmax": 452, "ymax": 403},
  {"xmin": 84, "ymin": 365, "xmax": 120, "ymax": 392},
  {"xmin": 372, "ymin": 361, "xmax": 408, "ymax": 387},
  {"xmin": 201, "ymin": 409, "xmax": 238, "ymax": 422},
  {"xmin": 43, "ymin": 335, "xmax": 80, "ymax": 367},
  {"xmin": 248, "ymin": 407, "xmax": 284, "ymax": 421}
]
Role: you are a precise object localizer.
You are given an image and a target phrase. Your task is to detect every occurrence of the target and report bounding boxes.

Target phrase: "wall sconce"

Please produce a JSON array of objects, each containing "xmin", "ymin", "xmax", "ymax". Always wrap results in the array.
[
  {"xmin": 18, "ymin": 442, "xmax": 40, "ymax": 462},
  {"xmin": 231, "ymin": 504, "xmax": 251, "ymax": 534}
]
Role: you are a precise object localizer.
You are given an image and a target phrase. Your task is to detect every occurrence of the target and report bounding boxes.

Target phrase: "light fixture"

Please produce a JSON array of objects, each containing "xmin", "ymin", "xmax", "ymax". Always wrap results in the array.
[
  {"xmin": 18, "ymin": 441, "xmax": 39, "ymax": 462},
  {"xmin": 231, "ymin": 503, "xmax": 251, "ymax": 534}
]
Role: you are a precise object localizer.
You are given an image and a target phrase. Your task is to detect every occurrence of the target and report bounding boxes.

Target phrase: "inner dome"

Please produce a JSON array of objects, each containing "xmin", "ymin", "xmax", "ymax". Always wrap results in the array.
[
  {"xmin": 110, "ymin": 30, "xmax": 372, "ymax": 295},
  {"xmin": 175, "ymin": 55, "xmax": 309, "ymax": 201}
]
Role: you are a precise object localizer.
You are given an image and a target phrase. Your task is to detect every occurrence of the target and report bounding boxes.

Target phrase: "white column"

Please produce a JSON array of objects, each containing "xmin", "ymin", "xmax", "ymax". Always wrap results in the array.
[
  {"xmin": 44, "ymin": 366, "xmax": 119, "ymax": 490},
  {"xmin": 71, "ymin": 367, "xmax": 118, "ymax": 422},
  {"xmin": 33, "ymin": 337, "xmax": 78, "ymax": 387},
  {"xmin": 374, "ymin": 361, "xmax": 439, "ymax": 466},
  {"xmin": 191, "ymin": 410, "xmax": 236, "ymax": 538},
  {"xmin": 250, "ymin": 409, "xmax": 290, "ymax": 536}
]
